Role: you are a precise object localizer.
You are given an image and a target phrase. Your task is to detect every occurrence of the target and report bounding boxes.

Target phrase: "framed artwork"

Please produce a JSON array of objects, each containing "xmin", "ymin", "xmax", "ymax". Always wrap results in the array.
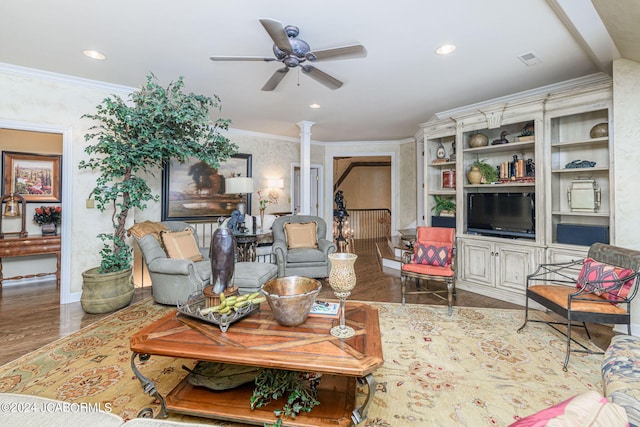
[
  {"xmin": 2, "ymin": 151, "xmax": 62, "ymax": 202},
  {"xmin": 162, "ymin": 153, "xmax": 252, "ymax": 221}
]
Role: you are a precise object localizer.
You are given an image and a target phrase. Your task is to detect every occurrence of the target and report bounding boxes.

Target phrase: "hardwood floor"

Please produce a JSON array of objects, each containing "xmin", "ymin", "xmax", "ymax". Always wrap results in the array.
[{"xmin": 0, "ymin": 238, "xmax": 615, "ymax": 366}]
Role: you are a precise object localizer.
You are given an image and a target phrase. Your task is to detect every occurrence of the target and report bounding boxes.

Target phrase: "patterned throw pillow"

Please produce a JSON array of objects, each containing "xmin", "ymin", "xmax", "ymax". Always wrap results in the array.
[
  {"xmin": 576, "ymin": 257, "xmax": 634, "ymax": 302},
  {"xmin": 413, "ymin": 243, "xmax": 450, "ymax": 267}
]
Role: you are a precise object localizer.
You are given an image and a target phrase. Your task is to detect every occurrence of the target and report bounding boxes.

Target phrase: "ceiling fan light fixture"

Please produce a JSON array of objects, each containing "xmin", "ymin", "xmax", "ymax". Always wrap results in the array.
[
  {"xmin": 82, "ymin": 50, "xmax": 106, "ymax": 60},
  {"xmin": 435, "ymin": 44, "xmax": 456, "ymax": 55}
]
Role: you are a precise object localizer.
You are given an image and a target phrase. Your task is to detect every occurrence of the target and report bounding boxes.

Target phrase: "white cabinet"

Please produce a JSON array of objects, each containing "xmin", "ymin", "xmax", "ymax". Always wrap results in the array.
[
  {"xmin": 459, "ymin": 237, "xmax": 543, "ymax": 302},
  {"xmin": 545, "ymin": 246, "xmax": 589, "ymax": 285}
]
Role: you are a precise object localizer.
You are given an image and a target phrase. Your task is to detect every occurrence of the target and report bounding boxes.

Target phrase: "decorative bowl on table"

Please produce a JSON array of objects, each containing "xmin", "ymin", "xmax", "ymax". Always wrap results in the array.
[{"xmin": 261, "ymin": 276, "xmax": 322, "ymax": 327}]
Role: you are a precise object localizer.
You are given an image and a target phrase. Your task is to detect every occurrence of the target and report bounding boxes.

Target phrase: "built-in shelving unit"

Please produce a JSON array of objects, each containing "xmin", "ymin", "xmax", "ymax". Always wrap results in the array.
[
  {"xmin": 418, "ymin": 75, "xmax": 613, "ymax": 305},
  {"xmin": 422, "ymin": 120, "xmax": 457, "ymax": 224}
]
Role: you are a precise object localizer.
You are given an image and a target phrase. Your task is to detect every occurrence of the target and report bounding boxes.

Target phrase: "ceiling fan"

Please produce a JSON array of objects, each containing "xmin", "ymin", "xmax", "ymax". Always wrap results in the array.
[{"xmin": 210, "ymin": 18, "xmax": 367, "ymax": 91}]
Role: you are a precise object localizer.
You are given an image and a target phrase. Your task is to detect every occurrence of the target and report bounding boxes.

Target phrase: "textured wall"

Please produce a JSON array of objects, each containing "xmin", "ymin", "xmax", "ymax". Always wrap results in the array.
[
  {"xmin": 613, "ymin": 59, "xmax": 640, "ymax": 329},
  {"xmin": 613, "ymin": 59, "xmax": 640, "ymax": 250}
]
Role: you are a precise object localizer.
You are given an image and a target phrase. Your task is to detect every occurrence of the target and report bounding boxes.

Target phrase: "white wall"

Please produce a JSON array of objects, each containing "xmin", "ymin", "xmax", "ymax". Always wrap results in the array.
[{"xmin": 613, "ymin": 58, "xmax": 640, "ymax": 332}]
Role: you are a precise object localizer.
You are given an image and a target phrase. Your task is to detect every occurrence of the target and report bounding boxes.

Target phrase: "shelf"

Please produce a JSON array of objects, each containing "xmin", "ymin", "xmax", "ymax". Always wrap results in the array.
[
  {"xmin": 463, "ymin": 141, "xmax": 534, "ymax": 155},
  {"xmin": 428, "ymin": 189, "xmax": 456, "ymax": 195},
  {"xmin": 430, "ymin": 161, "xmax": 456, "ymax": 167},
  {"xmin": 551, "ymin": 167, "xmax": 608, "ymax": 173},
  {"xmin": 552, "ymin": 210, "xmax": 609, "ymax": 217},
  {"xmin": 551, "ymin": 137, "xmax": 608, "ymax": 148},
  {"xmin": 465, "ymin": 182, "xmax": 535, "ymax": 189}
]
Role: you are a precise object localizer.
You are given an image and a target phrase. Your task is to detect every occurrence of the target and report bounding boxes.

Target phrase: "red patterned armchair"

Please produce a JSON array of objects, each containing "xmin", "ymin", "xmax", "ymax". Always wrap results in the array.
[{"xmin": 400, "ymin": 227, "xmax": 456, "ymax": 315}]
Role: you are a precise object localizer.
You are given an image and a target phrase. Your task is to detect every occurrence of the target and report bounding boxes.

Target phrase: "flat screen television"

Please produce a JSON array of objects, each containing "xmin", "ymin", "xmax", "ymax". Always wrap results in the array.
[{"xmin": 467, "ymin": 192, "xmax": 535, "ymax": 239}]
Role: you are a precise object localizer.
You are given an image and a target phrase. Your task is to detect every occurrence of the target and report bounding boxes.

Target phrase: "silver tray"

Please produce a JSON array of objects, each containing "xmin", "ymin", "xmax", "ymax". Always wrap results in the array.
[{"xmin": 176, "ymin": 292, "xmax": 260, "ymax": 333}]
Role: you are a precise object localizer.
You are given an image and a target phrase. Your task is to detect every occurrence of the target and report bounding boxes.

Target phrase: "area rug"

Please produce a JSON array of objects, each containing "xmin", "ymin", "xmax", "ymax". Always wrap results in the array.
[{"xmin": 0, "ymin": 299, "xmax": 603, "ymax": 426}]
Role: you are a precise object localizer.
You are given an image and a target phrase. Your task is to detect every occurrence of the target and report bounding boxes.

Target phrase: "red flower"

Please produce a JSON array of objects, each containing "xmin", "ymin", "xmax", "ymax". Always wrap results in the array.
[{"xmin": 33, "ymin": 205, "xmax": 62, "ymax": 225}]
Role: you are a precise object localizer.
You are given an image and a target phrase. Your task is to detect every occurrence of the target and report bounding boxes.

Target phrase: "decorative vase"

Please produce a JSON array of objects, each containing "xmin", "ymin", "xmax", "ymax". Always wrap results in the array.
[
  {"xmin": 259, "ymin": 209, "xmax": 265, "ymax": 230},
  {"xmin": 210, "ymin": 222, "xmax": 236, "ymax": 294},
  {"xmin": 81, "ymin": 267, "xmax": 135, "ymax": 314},
  {"xmin": 41, "ymin": 222, "xmax": 57, "ymax": 236},
  {"xmin": 469, "ymin": 133, "xmax": 488, "ymax": 148},
  {"xmin": 328, "ymin": 253, "xmax": 358, "ymax": 339},
  {"xmin": 467, "ymin": 166, "xmax": 483, "ymax": 184},
  {"xmin": 589, "ymin": 122, "xmax": 608, "ymax": 138}
]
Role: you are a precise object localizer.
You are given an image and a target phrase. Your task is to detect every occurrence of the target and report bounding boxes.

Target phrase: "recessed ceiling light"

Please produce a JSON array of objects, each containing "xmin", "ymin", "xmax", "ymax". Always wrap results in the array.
[
  {"xmin": 309, "ymin": 103, "xmax": 321, "ymax": 109},
  {"xmin": 435, "ymin": 44, "xmax": 456, "ymax": 55},
  {"xmin": 82, "ymin": 50, "xmax": 106, "ymax": 60}
]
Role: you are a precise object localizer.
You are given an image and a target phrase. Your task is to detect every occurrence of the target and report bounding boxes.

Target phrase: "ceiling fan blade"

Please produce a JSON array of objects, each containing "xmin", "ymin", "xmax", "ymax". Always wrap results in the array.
[
  {"xmin": 259, "ymin": 18, "xmax": 292, "ymax": 53},
  {"xmin": 301, "ymin": 65, "xmax": 343, "ymax": 90},
  {"xmin": 210, "ymin": 56, "xmax": 276, "ymax": 62},
  {"xmin": 262, "ymin": 68, "xmax": 289, "ymax": 91},
  {"xmin": 308, "ymin": 44, "xmax": 367, "ymax": 61}
]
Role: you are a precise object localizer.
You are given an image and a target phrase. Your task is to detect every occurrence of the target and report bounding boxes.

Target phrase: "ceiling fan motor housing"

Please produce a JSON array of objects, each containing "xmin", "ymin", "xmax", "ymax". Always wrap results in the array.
[{"xmin": 273, "ymin": 35, "xmax": 311, "ymax": 68}]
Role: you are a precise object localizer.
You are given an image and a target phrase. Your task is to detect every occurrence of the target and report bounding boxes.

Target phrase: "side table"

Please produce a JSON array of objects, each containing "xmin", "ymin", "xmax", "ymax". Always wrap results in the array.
[
  {"xmin": 235, "ymin": 233, "xmax": 257, "ymax": 262},
  {"xmin": 0, "ymin": 235, "xmax": 61, "ymax": 289}
]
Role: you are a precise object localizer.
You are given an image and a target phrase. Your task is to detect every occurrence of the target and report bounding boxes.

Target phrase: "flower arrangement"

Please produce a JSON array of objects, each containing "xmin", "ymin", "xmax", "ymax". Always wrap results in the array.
[
  {"xmin": 257, "ymin": 190, "xmax": 273, "ymax": 211},
  {"xmin": 33, "ymin": 206, "xmax": 62, "ymax": 225}
]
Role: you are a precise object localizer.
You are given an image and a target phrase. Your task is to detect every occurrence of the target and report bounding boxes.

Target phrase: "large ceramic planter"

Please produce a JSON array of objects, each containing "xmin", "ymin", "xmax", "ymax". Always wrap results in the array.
[{"xmin": 81, "ymin": 267, "xmax": 135, "ymax": 314}]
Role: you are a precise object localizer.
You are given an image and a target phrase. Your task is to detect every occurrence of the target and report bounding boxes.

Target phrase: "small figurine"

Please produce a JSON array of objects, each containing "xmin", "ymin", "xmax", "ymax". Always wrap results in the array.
[
  {"xmin": 565, "ymin": 160, "xmax": 596, "ymax": 169},
  {"xmin": 491, "ymin": 131, "xmax": 509, "ymax": 145},
  {"xmin": 449, "ymin": 139, "xmax": 456, "ymax": 162}
]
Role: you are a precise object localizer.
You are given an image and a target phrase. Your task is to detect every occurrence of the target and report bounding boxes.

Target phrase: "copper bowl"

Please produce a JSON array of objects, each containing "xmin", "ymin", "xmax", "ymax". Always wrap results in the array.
[{"xmin": 262, "ymin": 276, "xmax": 322, "ymax": 327}]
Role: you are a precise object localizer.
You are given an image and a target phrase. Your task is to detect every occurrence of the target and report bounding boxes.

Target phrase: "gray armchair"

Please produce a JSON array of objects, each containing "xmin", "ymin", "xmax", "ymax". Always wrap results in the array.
[
  {"xmin": 272, "ymin": 215, "xmax": 337, "ymax": 278},
  {"xmin": 133, "ymin": 221, "xmax": 211, "ymax": 305}
]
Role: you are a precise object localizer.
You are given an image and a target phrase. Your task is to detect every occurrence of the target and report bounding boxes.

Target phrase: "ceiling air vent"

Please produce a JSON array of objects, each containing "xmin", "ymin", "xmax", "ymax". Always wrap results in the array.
[{"xmin": 517, "ymin": 51, "xmax": 541, "ymax": 67}]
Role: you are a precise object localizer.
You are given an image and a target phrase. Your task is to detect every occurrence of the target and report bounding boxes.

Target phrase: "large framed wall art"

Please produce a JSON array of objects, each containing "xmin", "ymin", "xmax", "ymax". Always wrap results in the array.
[
  {"xmin": 161, "ymin": 153, "xmax": 252, "ymax": 221},
  {"xmin": 1, "ymin": 151, "xmax": 62, "ymax": 203}
]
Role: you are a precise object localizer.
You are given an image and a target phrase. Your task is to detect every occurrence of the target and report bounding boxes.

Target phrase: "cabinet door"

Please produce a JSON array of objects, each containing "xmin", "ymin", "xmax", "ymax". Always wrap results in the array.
[
  {"xmin": 495, "ymin": 244, "xmax": 542, "ymax": 294},
  {"xmin": 459, "ymin": 239, "xmax": 493, "ymax": 286},
  {"xmin": 546, "ymin": 246, "xmax": 588, "ymax": 285}
]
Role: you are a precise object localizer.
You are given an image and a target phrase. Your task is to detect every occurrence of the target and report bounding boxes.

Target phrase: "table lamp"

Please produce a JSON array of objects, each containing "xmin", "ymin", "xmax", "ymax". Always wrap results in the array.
[{"xmin": 225, "ymin": 177, "xmax": 254, "ymax": 215}]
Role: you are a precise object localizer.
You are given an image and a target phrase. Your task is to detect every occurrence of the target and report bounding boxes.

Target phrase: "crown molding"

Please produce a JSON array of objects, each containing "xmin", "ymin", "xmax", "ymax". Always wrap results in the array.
[
  {"xmin": 0, "ymin": 62, "xmax": 134, "ymax": 95},
  {"xmin": 435, "ymin": 73, "xmax": 612, "ymax": 120}
]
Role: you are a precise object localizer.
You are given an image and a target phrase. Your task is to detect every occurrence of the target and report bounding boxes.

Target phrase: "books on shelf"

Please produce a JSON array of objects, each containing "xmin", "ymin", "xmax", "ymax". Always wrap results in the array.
[{"xmin": 309, "ymin": 301, "xmax": 340, "ymax": 317}]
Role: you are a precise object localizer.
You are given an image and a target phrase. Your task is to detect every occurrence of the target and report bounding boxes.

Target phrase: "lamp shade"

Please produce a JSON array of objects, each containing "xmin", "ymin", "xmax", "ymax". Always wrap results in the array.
[
  {"xmin": 267, "ymin": 178, "xmax": 284, "ymax": 189},
  {"xmin": 225, "ymin": 177, "xmax": 254, "ymax": 194}
]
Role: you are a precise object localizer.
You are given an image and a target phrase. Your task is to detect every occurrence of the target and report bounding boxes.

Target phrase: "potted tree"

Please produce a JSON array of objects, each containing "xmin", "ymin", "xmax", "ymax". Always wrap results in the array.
[{"xmin": 79, "ymin": 74, "xmax": 237, "ymax": 314}]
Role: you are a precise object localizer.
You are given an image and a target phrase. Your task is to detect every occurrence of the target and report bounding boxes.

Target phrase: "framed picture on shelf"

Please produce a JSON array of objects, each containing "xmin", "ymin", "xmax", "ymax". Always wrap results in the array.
[
  {"xmin": 1, "ymin": 151, "xmax": 62, "ymax": 202},
  {"xmin": 161, "ymin": 153, "xmax": 252, "ymax": 221}
]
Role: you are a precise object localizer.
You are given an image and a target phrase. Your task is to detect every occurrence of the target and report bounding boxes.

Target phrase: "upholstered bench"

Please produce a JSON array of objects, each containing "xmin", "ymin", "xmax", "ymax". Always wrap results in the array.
[
  {"xmin": 602, "ymin": 334, "xmax": 640, "ymax": 427},
  {"xmin": 231, "ymin": 262, "xmax": 278, "ymax": 294}
]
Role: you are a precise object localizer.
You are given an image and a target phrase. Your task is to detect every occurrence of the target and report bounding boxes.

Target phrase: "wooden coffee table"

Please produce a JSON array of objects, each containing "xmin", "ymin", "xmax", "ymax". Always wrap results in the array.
[{"xmin": 130, "ymin": 301, "xmax": 384, "ymax": 426}]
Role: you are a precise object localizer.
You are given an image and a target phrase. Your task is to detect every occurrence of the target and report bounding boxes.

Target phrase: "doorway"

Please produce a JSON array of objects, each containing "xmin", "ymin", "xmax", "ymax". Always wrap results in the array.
[{"xmin": 0, "ymin": 121, "xmax": 71, "ymax": 303}]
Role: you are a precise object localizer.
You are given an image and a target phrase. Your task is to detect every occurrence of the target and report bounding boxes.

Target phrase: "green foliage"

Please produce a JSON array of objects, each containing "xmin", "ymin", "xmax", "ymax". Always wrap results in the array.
[
  {"xmin": 472, "ymin": 159, "xmax": 498, "ymax": 183},
  {"xmin": 250, "ymin": 369, "xmax": 320, "ymax": 426},
  {"xmin": 79, "ymin": 73, "xmax": 238, "ymax": 273},
  {"xmin": 431, "ymin": 195, "xmax": 456, "ymax": 216}
]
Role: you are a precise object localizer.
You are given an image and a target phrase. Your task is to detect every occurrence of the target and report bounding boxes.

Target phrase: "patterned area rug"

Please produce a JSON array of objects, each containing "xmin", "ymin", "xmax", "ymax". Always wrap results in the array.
[{"xmin": 0, "ymin": 298, "xmax": 603, "ymax": 426}]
